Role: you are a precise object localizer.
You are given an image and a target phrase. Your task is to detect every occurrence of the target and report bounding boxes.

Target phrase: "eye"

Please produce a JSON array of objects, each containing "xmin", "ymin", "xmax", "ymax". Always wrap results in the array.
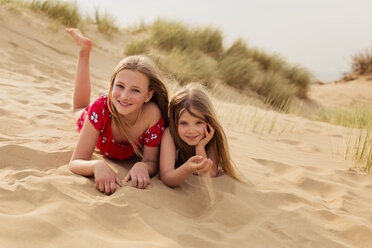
[
  {"xmin": 196, "ymin": 120, "xmax": 205, "ymax": 125},
  {"xmin": 179, "ymin": 121, "xmax": 187, "ymax": 126},
  {"xmin": 132, "ymin": 89, "xmax": 140, "ymax": 93},
  {"xmin": 116, "ymin": 84, "xmax": 124, "ymax": 88}
]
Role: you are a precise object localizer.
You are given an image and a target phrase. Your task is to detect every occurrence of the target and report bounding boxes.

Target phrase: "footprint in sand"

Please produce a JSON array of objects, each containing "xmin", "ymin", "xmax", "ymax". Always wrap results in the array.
[
  {"xmin": 275, "ymin": 138, "xmax": 300, "ymax": 146},
  {"xmin": 0, "ymin": 107, "xmax": 9, "ymax": 116},
  {"xmin": 252, "ymin": 158, "xmax": 296, "ymax": 176},
  {"xmin": 297, "ymin": 144, "xmax": 321, "ymax": 153},
  {"xmin": 296, "ymin": 177, "xmax": 346, "ymax": 200},
  {"xmin": 53, "ymin": 102, "xmax": 71, "ymax": 110},
  {"xmin": 327, "ymin": 133, "xmax": 343, "ymax": 138},
  {"xmin": 7, "ymin": 41, "xmax": 18, "ymax": 47},
  {"xmin": 305, "ymin": 127, "xmax": 322, "ymax": 134}
]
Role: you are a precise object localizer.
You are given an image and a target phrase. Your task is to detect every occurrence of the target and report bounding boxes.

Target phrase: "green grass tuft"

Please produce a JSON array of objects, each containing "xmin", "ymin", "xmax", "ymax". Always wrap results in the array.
[
  {"xmin": 124, "ymin": 37, "xmax": 151, "ymax": 56},
  {"xmin": 150, "ymin": 19, "xmax": 223, "ymax": 58},
  {"xmin": 151, "ymin": 19, "xmax": 192, "ymax": 51},
  {"xmin": 154, "ymin": 49, "xmax": 219, "ymax": 86},
  {"xmin": 29, "ymin": 0, "xmax": 81, "ymax": 27},
  {"xmin": 94, "ymin": 8, "xmax": 118, "ymax": 36},
  {"xmin": 254, "ymin": 72, "xmax": 296, "ymax": 109},
  {"xmin": 316, "ymin": 104, "xmax": 372, "ymax": 172},
  {"xmin": 351, "ymin": 47, "xmax": 372, "ymax": 75},
  {"xmin": 219, "ymin": 54, "xmax": 260, "ymax": 90},
  {"xmin": 315, "ymin": 103, "xmax": 372, "ymax": 130},
  {"xmin": 192, "ymin": 26, "xmax": 223, "ymax": 58}
]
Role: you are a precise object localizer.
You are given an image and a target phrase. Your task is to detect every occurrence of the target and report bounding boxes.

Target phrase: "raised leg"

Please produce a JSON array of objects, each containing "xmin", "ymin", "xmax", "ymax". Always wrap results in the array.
[{"xmin": 66, "ymin": 28, "xmax": 93, "ymax": 118}]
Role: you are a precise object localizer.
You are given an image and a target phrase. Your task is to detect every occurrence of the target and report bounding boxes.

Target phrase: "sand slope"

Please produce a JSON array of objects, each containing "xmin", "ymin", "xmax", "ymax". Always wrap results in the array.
[
  {"xmin": 310, "ymin": 77, "xmax": 372, "ymax": 107},
  {"xmin": 0, "ymin": 7, "xmax": 372, "ymax": 248}
]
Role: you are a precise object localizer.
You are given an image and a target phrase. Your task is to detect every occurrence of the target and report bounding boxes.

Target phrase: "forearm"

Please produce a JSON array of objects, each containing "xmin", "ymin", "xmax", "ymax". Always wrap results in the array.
[
  {"xmin": 209, "ymin": 163, "xmax": 218, "ymax": 177},
  {"xmin": 195, "ymin": 145, "xmax": 207, "ymax": 158},
  {"xmin": 196, "ymin": 145, "xmax": 218, "ymax": 177},
  {"xmin": 161, "ymin": 165, "xmax": 193, "ymax": 187},
  {"xmin": 139, "ymin": 160, "xmax": 158, "ymax": 177},
  {"xmin": 68, "ymin": 159, "xmax": 98, "ymax": 176}
]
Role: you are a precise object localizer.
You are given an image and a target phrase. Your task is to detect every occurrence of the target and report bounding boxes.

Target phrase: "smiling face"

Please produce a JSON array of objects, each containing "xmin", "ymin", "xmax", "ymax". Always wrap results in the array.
[
  {"xmin": 111, "ymin": 69, "xmax": 153, "ymax": 120},
  {"xmin": 177, "ymin": 108, "xmax": 207, "ymax": 146}
]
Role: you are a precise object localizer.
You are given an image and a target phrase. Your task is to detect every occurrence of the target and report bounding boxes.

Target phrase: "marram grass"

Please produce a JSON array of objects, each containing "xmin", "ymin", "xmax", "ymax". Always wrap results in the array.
[
  {"xmin": 29, "ymin": 0, "xmax": 81, "ymax": 27},
  {"xmin": 351, "ymin": 47, "xmax": 372, "ymax": 75},
  {"xmin": 94, "ymin": 8, "xmax": 118, "ymax": 36}
]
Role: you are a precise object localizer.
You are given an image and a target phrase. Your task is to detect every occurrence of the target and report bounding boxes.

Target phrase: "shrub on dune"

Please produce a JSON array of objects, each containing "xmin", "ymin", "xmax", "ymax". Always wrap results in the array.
[
  {"xmin": 286, "ymin": 65, "xmax": 312, "ymax": 99},
  {"xmin": 219, "ymin": 55, "xmax": 260, "ymax": 90},
  {"xmin": 218, "ymin": 39, "xmax": 260, "ymax": 89},
  {"xmin": 151, "ymin": 19, "xmax": 192, "ymax": 52},
  {"xmin": 192, "ymin": 26, "xmax": 223, "ymax": 59},
  {"xmin": 155, "ymin": 49, "xmax": 219, "ymax": 86},
  {"xmin": 124, "ymin": 37, "xmax": 151, "ymax": 56},
  {"xmin": 94, "ymin": 8, "xmax": 118, "ymax": 36},
  {"xmin": 150, "ymin": 18, "xmax": 223, "ymax": 58},
  {"xmin": 29, "ymin": 0, "xmax": 81, "ymax": 27},
  {"xmin": 351, "ymin": 48, "xmax": 372, "ymax": 75},
  {"xmin": 254, "ymin": 71, "xmax": 296, "ymax": 109}
]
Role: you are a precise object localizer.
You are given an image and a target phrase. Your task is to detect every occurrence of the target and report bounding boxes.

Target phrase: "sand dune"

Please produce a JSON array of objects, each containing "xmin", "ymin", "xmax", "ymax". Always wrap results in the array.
[
  {"xmin": 0, "ymin": 7, "xmax": 372, "ymax": 248},
  {"xmin": 310, "ymin": 77, "xmax": 372, "ymax": 107}
]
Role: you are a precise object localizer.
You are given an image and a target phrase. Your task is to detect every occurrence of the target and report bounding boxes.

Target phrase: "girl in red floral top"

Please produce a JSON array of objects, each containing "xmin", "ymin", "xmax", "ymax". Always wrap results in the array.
[{"xmin": 66, "ymin": 28, "xmax": 168, "ymax": 194}]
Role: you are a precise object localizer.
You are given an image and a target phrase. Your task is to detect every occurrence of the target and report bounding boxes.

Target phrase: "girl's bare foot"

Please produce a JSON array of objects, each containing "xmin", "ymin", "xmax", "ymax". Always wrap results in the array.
[{"xmin": 66, "ymin": 28, "xmax": 92, "ymax": 55}]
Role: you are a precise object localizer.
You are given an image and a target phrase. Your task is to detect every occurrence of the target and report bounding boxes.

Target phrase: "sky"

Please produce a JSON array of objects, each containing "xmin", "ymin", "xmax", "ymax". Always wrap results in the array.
[{"xmin": 76, "ymin": 0, "xmax": 372, "ymax": 82}]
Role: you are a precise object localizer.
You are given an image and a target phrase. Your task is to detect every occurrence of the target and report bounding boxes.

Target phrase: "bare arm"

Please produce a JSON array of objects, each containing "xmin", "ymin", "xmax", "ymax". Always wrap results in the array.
[
  {"xmin": 159, "ymin": 128, "xmax": 192, "ymax": 187},
  {"xmin": 206, "ymin": 143, "xmax": 218, "ymax": 177},
  {"xmin": 124, "ymin": 145, "xmax": 159, "ymax": 189},
  {"xmin": 124, "ymin": 102, "xmax": 161, "ymax": 189},
  {"xmin": 68, "ymin": 118, "xmax": 122, "ymax": 194},
  {"xmin": 195, "ymin": 124, "xmax": 218, "ymax": 177},
  {"xmin": 68, "ymin": 118, "xmax": 101, "ymax": 175},
  {"xmin": 159, "ymin": 128, "xmax": 212, "ymax": 187}
]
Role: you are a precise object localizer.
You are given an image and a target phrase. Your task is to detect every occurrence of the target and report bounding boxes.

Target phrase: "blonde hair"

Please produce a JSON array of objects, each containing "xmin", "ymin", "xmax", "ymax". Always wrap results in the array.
[
  {"xmin": 169, "ymin": 83, "xmax": 243, "ymax": 181},
  {"xmin": 107, "ymin": 55, "xmax": 169, "ymax": 156}
]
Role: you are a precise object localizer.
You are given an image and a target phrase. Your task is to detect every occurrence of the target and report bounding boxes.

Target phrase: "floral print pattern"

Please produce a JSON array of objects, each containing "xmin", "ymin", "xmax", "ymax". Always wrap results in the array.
[{"xmin": 76, "ymin": 95, "xmax": 165, "ymax": 160}]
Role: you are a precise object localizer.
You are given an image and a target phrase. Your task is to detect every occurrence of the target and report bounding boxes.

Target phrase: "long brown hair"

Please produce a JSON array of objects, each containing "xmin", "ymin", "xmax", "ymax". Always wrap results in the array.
[
  {"xmin": 107, "ymin": 55, "xmax": 169, "ymax": 156},
  {"xmin": 169, "ymin": 83, "xmax": 243, "ymax": 181}
]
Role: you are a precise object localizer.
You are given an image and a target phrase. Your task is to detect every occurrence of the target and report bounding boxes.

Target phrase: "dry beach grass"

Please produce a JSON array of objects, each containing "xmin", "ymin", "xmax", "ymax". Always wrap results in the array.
[{"xmin": 0, "ymin": 3, "xmax": 372, "ymax": 248}]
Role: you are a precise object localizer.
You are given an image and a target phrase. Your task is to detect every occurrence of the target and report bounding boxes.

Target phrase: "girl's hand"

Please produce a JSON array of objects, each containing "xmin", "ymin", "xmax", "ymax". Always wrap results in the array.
[
  {"xmin": 186, "ymin": 155, "xmax": 213, "ymax": 175},
  {"xmin": 197, "ymin": 123, "xmax": 215, "ymax": 148},
  {"xmin": 94, "ymin": 161, "xmax": 122, "ymax": 195},
  {"xmin": 125, "ymin": 162, "xmax": 150, "ymax": 189}
]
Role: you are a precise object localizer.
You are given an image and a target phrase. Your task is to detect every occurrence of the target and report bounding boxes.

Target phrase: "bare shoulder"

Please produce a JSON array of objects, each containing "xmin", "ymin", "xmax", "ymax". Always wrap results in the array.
[
  {"xmin": 163, "ymin": 127, "xmax": 171, "ymax": 138},
  {"xmin": 142, "ymin": 101, "xmax": 161, "ymax": 126},
  {"xmin": 160, "ymin": 127, "xmax": 176, "ymax": 153},
  {"xmin": 161, "ymin": 127, "xmax": 176, "ymax": 146}
]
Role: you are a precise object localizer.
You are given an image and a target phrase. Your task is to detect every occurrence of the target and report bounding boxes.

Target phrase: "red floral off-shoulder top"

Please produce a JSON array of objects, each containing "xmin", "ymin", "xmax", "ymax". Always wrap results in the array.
[{"xmin": 77, "ymin": 95, "xmax": 165, "ymax": 160}]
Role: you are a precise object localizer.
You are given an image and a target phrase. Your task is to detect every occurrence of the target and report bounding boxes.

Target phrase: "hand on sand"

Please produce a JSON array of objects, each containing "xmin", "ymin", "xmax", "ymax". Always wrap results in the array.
[
  {"xmin": 66, "ymin": 28, "xmax": 92, "ymax": 55},
  {"xmin": 186, "ymin": 155, "xmax": 213, "ymax": 175},
  {"xmin": 124, "ymin": 162, "xmax": 150, "ymax": 189},
  {"xmin": 94, "ymin": 161, "xmax": 122, "ymax": 195}
]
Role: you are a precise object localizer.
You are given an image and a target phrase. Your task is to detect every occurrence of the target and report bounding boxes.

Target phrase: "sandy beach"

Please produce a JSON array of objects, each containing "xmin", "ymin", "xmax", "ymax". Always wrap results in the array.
[{"xmin": 1, "ymin": 7, "xmax": 372, "ymax": 248}]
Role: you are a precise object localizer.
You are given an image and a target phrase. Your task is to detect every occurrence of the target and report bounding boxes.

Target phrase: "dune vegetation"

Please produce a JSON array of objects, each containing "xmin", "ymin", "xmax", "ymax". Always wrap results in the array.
[
  {"xmin": 1, "ymin": 0, "xmax": 118, "ymax": 35},
  {"xmin": 1, "ymin": 0, "xmax": 313, "ymax": 110},
  {"xmin": 125, "ymin": 19, "xmax": 313, "ymax": 110},
  {"xmin": 313, "ymin": 48, "xmax": 372, "ymax": 172},
  {"xmin": 351, "ymin": 47, "xmax": 372, "ymax": 75},
  {"xmin": 1, "ymin": 0, "xmax": 371, "ymax": 172}
]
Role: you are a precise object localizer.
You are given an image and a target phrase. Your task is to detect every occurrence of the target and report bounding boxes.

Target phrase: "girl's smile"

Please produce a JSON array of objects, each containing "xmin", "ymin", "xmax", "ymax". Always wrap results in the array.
[
  {"xmin": 177, "ymin": 109, "xmax": 207, "ymax": 146},
  {"xmin": 118, "ymin": 100, "xmax": 131, "ymax": 107}
]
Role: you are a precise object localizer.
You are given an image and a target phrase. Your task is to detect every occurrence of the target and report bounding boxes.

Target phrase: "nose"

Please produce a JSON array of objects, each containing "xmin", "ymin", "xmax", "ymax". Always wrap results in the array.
[
  {"xmin": 120, "ymin": 88, "xmax": 130, "ymax": 100},
  {"xmin": 186, "ymin": 125, "xmax": 198, "ymax": 134}
]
